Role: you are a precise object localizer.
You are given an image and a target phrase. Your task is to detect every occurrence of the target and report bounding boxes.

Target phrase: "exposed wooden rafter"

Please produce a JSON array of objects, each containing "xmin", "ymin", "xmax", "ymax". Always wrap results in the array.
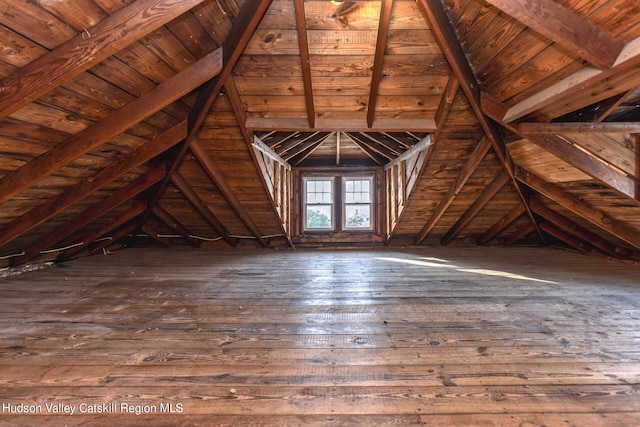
[
  {"xmin": 170, "ymin": 172, "xmax": 236, "ymax": 246},
  {"xmin": 417, "ymin": 0, "xmax": 544, "ymax": 244},
  {"xmin": 499, "ymin": 36, "xmax": 640, "ymax": 123},
  {"xmin": 415, "ymin": 137, "xmax": 491, "ymax": 245},
  {"xmin": 11, "ymin": 167, "xmax": 165, "ymax": 265},
  {"xmin": 293, "ymin": 0, "xmax": 315, "ymax": 128},
  {"xmin": 441, "ymin": 169, "xmax": 510, "ymax": 245},
  {"xmin": 190, "ymin": 139, "xmax": 268, "ymax": 247},
  {"xmin": 0, "ymin": 49, "xmax": 222, "ymax": 206},
  {"xmin": 483, "ymin": 0, "xmax": 624, "ymax": 70},
  {"xmin": 0, "ymin": 0, "xmax": 207, "ymax": 119},
  {"xmin": 151, "ymin": 205, "xmax": 200, "ymax": 247},
  {"xmin": 477, "ymin": 203, "xmax": 526, "ymax": 245},
  {"xmin": 367, "ymin": 0, "xmax": 394, "ymax": 128},
  {"xmin": 516, "ymin": 167, "xmax": 640, "ymax": 250}
]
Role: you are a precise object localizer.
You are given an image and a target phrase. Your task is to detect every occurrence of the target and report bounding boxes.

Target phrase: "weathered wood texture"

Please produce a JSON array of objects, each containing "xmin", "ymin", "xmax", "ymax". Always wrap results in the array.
[{"xmin": 0, "ymin": 247, "xmax": 639, "ymax": 426}]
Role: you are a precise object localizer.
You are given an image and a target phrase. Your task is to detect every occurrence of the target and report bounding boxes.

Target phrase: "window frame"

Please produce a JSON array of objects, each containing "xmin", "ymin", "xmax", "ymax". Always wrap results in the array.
[
  {"xmin": 300, "ymin": 171, "xmax": 377, "ymax": 234},
  {"xmin": 342, "ymin": 176, "xmax": 374, "ymax": 231},
  {"xmin": 302, "ymin": 176, "xmax": 335, "ymax": 231}
]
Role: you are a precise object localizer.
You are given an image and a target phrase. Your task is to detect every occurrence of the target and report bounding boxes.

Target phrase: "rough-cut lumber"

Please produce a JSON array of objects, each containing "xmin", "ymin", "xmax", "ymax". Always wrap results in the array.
[
  {"xmin": 0, "ymin": 49, "xmax": 222, "ymax": 205},
  {"xmin": 483, "ymin": 0, "xmax": 624, "ymax": 69},
  {"xmin": 0, "ymin": 0, "xmax": 207, "ymax": 119}
]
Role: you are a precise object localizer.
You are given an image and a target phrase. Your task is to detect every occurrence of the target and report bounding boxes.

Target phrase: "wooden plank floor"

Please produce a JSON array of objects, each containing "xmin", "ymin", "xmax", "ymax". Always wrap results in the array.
[{"xmin": 0, "ymin": 247, "xmax": 639, "ymax": 426}]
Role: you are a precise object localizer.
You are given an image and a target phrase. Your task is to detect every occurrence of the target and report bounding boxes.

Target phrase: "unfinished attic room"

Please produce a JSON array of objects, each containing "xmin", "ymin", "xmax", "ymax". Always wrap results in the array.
[{"xmin": 2, "ymin": 0, "xmax": 640, "ymax": 424}]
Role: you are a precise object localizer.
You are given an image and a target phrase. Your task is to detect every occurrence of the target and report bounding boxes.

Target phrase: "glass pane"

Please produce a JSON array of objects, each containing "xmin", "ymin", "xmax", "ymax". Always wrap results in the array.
[
  {"xmin": 306, "ymin": 179, "xmax": 333, "ymax": 205},
  {"xmin": 306, "ymin": 205, "xmax": 332, "ymax": 229},
  {"xmin": 345, "ymin": 178, "xmax": 371, "ymax": 203},
  {"xmin": 344, "ymin": 204, "xmax": 371, "ymax": 228}
]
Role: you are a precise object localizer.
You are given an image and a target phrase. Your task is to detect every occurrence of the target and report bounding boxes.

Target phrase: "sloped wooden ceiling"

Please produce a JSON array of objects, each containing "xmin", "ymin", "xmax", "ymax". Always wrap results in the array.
[{"xmin": 0, "ymin": 0, "xmax": 639, "ymax": 268}]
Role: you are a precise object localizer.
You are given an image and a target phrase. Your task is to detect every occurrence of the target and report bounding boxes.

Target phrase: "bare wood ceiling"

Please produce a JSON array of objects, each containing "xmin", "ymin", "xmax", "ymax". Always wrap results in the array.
[{"xmin": 0, "ymin": 0, "xmax": 639, "ymax": 267}]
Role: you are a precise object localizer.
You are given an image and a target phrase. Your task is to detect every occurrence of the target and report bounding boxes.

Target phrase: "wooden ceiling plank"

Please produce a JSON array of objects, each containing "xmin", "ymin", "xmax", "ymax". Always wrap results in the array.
[
  {"xmin": 517, "ymin": 122, "xmax": 640, "ymax": 134},
  {"xmin": 418, "ymin": 0, "xmax": 544, "ymax": 244},
  {"xmin": 0, "ymin": 48, "xmax": 222, "ymax": 206},
  {"xmin": 190, "ymin": 139, "xmax": 267, "ymax": 247},
  {"xmin": 484, "ymin": 96, "xmax": 639, "ymax": 203},
  {"xmin": 367, "ymin": 0, "xmax": 394, "ymax": 128},
  {"xmin": 476, "ymin": 203, "xmax": 526, "ymax": 245},
  {"xmin": 290, "ymin": 140, "xmax": 328, "ymax": 166},
  {"xmin": 0, "ymin": 122, "xmax": 186, "ymax": 248},
  {"xmin": 145, "ymin": 0, "xmax": 273, "ymax": 222},
  {"xmin": 415, "ymin": 137, "xmax": 491, "ymax": 245},
  {"xmin": 516, "ymin": 167, "xmax": 640, "ymax": 250},
  {"xmin": 226, "ymin": 75, "xmax": 293, "ymax": 247},
  {"xmin": 11, "ymin": 167, "xmax": 165, "ymax": 266},
  {"xmin": 501, "ymin": 35, "xmax": 640, "ymax": 123},
  {"xmin": 187, "ymin": 0, "xmax": 274, "ymax": 136},
  {"xmin": 151, "ymin": 205, "xmax": 200, "ymax": 247},
  {"xmin": 530, "ymin": 198, "xmax": 624, "ymax": 258},
  {"xmin": 59, "ymin": 202, "xmax": 147, "ymax": 261},
  {"xmin": 441, "ymin": 169, "xmax": 510, "ymax": 245},
  {"xmin": 525, "ymin": 134, "xmax": 638, "ymax": 203},
  {"xmin": 293, "ymin": 0, "xmax": 315, "ymax": 128},
  {"xmin": 0, "ymin": 0, "xmax": 207, "ymax": 120},
  {"xmin": 483, "ymin": 0, "xmax": 624, "ymax": 70},
  {"xmin": 170, "ymin": 172, "xmax": 236, "ymax": 246}
]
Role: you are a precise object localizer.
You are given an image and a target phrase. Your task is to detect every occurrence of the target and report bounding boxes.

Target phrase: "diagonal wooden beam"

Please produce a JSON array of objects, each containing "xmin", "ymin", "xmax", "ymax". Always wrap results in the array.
[
  {"xmin": 0, "ymin": 122, "xmax": 186, "ymax": 248},
  {"xmin": 225, "ymin": 75, "xmax": 293, "ymax": 247},
  {"xmin": 151, "ymin": 205, "xmax": 200, "ymax": 247},
  {"xmin": 0, "ymin": 49, "xmax": 222, "ymax": 206},
  {"xmin": 516, "ymin": 166, "xmax": 640, "ymax": 250},
  {"xmin": 433, "ymin": 75, "xmax": 459, "ymax": 142},
  {"xmin": 170, "ymin": 172, "xmax": 236, "ymax": 246},
  {"xmin": 59, "ymin": 202, "xmax": 147, "ymax": 261},
  {"xmin": 293, "ymin": 0, "xmax": 315, "ymax": 128},
  {"xmin": 347, "ymin": 132, "xmax": 397, "ymax": 160},
  {"xmin": 367, "ymin": 0, "xmax": 394, "ymax": 128},
  {"xmin": 483, "ymin": 95, "xmax": 639, "ymax": 203},
  {"xmin": 415, "ymin": 137, "xmax": 491, "ymax": 245},
  {"xmin": 289, "ymin": 138, "xmax": 331, "ymax": 166},
  {"xmin": 0, "ymin": 0, "xmax": 207, "ymax": 119},
  {"xmin": 530, "ymin": 198, "xmax": 625, "ymax": 258},
  {"xmin": 499, "ymin": 36, "xmax": 640, "ymax": 123},
  {"xmin": 516, "ymin": 122, "xmax": 640, "ymax": 134},
  {"xmin": 418, "ymin": 0, "xmax": 543, "ymax": 243},
  {"xmin": 503, "ymin": 222, "xmax": 536, "ymax": 246},
  {"xmin": 190, "ymin": 139, "xmax": 267, "ymax": 246},
  {"xmin": 11, "ymin": 167, "xmax": 165, "ymax": 266},
  {"xmin": 441, "ymin": 169, "xmax": 510, "ymax": 245},
  {"xmin": 187, "ymin": 0, "xmax": 274, "ymax": 136},
  {"xmin": 538, "ymin": 219, "xmax": 590, "ymax": 254},
  {"xmin": 346, "ymin": 136, "xmax": 387, "ymax": 165},
  {"xmin": 87, "ymin": 222, "xmax": 139, "ymax": 256},
  {"xmin": 476, "ymin": 203, "xmax": 526, "ymax": 245},
  {"xmin": 281, "ymin": 133, "xmax": 331, "ymax": 161},
  {"xmin": 145, "ymin": 0, "xmax": 273, "ymax": 220},
  {"xmin": 141, "ymin": 224, "xmax": 170, "ymax": 247},
  {"xmin": 483, "ymin": 0, "xmax": 624, "ymax": 70}
]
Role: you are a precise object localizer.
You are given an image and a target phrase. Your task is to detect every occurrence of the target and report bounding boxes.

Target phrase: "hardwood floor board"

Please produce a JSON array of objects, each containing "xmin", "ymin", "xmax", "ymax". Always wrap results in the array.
[
  {"xmin": 419, "ymin": 413, "xmax": 640, "ymax": 426},
  {"xmin": 0, "ymin": 247, "xmax": 638, "ymax": 423},
  {"xmin": 2, "ymin": 362, "xmax": 639, "ymax": 387},
  {"xmin": 0, "ymin": 385, "xmax": 639, "ymax": 415}
]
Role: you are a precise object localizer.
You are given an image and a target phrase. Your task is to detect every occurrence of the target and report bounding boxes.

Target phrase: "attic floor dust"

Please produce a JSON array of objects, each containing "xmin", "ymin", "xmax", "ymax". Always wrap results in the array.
[{"xmin": 0, "ymin": 247, "xmax": 639, "ymax": 426}]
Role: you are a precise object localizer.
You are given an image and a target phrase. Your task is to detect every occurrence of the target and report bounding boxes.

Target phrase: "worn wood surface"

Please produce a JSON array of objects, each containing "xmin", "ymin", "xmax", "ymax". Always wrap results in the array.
[{"xmin": 1, "ymin": 247, "xmax": 638, "ymax": 425}]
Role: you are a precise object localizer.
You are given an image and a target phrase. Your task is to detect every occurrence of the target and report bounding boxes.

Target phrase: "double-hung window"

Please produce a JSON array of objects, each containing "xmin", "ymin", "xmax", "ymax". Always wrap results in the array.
[{"xmin": 302, "ymin": 175, "xmax": 374, "ymax": 232}]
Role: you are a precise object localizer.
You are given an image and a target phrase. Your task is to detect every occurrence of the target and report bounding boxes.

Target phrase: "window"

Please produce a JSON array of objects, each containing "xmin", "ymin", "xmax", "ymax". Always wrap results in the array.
[
  {"xmin": 302, "ymin": 175, "xmax": 374, "ymax": 232},
  {"xmin": 344, "ymin": 178, "xmax": 372, "ymax": 229},
  {"xmin": 304, "ymin": 178, "xmax": 334, "ymax": 229}
]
